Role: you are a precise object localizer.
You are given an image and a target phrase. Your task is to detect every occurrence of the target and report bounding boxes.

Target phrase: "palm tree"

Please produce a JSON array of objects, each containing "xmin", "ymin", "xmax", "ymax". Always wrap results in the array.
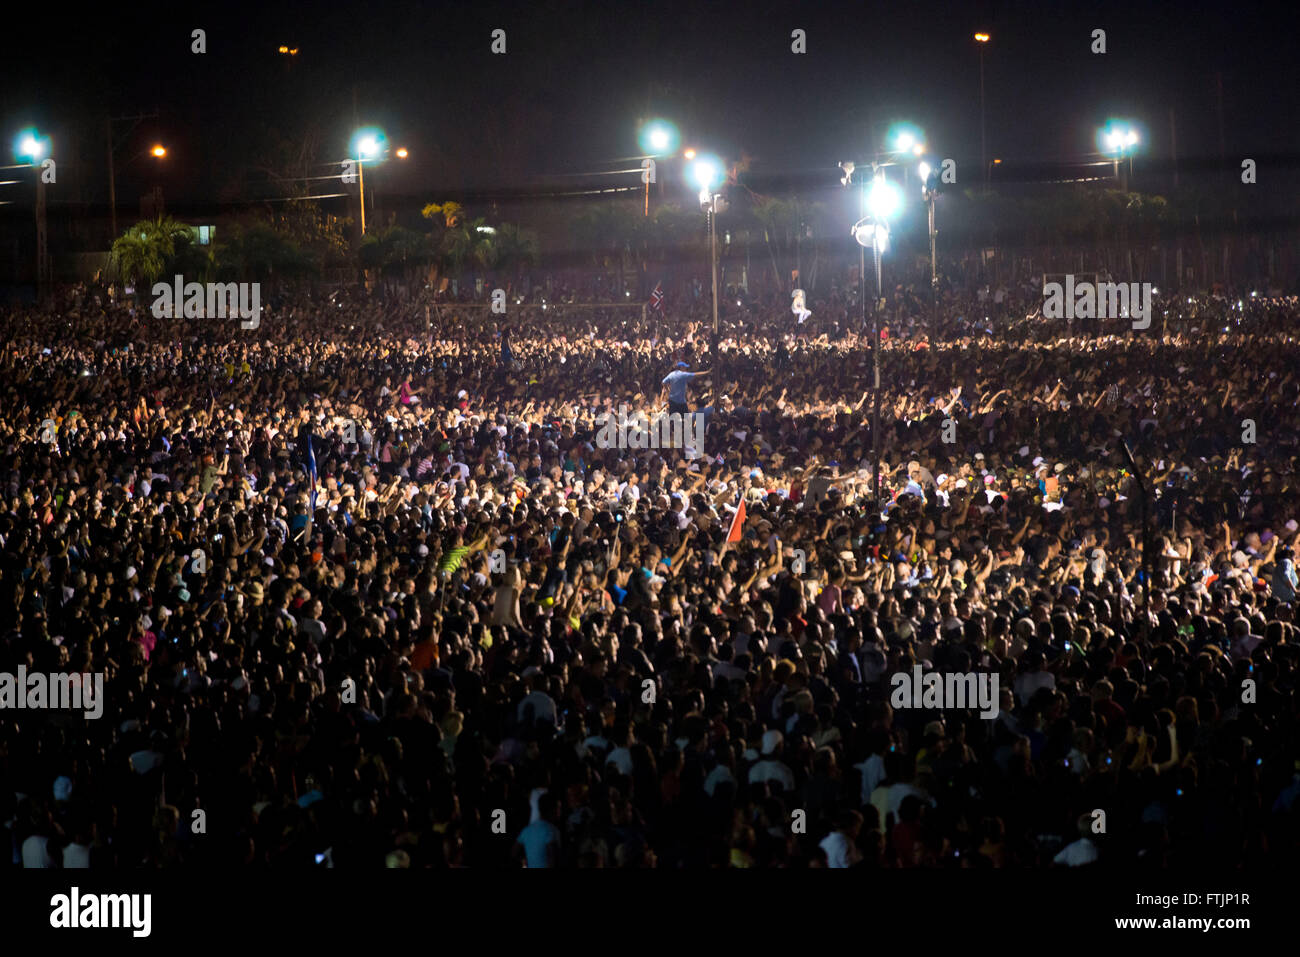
[
  {"xmin": 111, "ymin": 216, "xmax": 193, "ymax": 295},
  {"xmin": 492, "ymin": 223, "xmax": 539, "ymax": 290},
  {"xmin": 359, "ymin": 226, "xmax": 431, "ymax": 291},
  {"xmin": 422, "ymin": 201, "xmax": 464, "ymax": 230},
  {"xmin": 439, "ymin": 216, "xmax": 496, "ymax": 286},
  {"xmin": 421, "ymin": 201, "xmax": 467, "ymax": 287}
]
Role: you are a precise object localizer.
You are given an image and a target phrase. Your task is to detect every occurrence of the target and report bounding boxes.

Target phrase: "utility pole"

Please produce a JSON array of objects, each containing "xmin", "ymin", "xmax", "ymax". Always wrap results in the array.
[
  {"xmin": 36, "ymin": 175, "xmax": 49, "ymax": 302},
  {"xmin": 106, "ymin": 110, "xmax": 160, "ymax": 244},
  {"xmin": 709, "ymin": 198, "xmax": 720, "ymax": 379}
]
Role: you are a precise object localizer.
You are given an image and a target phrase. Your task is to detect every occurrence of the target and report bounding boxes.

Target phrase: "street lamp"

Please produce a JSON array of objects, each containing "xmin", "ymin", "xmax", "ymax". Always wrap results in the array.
[
  {"xmin": 920, "ymin": 158, "xmax": 941, "ymax": 336},
  {"xmin": 350, "ymin": 128, "xmax": 387, "ymax": 236},
  {"xmin": 638, "ymin": 119, "xmax": 679, "ymax": 217},
  {"xmin": 974, "ymin": 32, "xmax": 990, "ymax": 184},
  {"xmin": 16, "ymin": 133, "xmax": 46, "ymax": 161},
  {"xmin": 1099, "ymin": 122, "xmax": 1140, "ymax": 189},
  {"xmin": 691, "ymin": 153, "xmax": 726, "ymax": 376},
  {"xmin": 850, "ymin": 168, "xmax": 903, "ymax": 504},
  {"xmin": 14, "ymin": 129, "xmax": 52, "ymax": 300},
  {"xmin": 886, "ymin": 124, "xmax": 925, "ymax": 188}
]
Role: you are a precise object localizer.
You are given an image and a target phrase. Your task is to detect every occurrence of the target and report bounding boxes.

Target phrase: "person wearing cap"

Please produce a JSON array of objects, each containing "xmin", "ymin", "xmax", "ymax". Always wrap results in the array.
[{"xmin": 661, "ymin": 362, "xmax": 710, "ymax": 416}]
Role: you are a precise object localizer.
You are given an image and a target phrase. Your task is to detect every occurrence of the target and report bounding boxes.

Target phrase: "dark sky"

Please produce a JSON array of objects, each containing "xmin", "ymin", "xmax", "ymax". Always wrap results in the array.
[{"xmin": 2, "ymin": 0, "xmax": 1296, "ymax": 219}]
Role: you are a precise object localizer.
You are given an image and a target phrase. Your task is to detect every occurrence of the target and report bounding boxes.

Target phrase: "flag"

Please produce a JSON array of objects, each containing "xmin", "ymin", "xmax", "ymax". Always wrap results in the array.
[
  {"xmin": 649, "ymin": 281, "xmax": 665, "ymax": 315},
  {"xmin": 302, "ymin": 426, "xmax": 318, "ymax": 520},
  {"xmin": 726, "ymin": 497, "xmax": 747, "ymax": 543}
]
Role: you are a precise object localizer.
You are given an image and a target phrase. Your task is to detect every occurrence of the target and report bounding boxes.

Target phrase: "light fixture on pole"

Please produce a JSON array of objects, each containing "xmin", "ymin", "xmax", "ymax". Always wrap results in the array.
[
  {"xmin": 638, "ymin": 119, "xmax": 679, "ymax": 217},
  {"xmin": 1099, "ymin": 122, "xmax": 1140, "ymax": 190},
  {"xmin": 919, "ymin": 158, "xmax": 941, "ymax": 336},
  {"xmin": 851, "ymin": 168, "xmax": 903, "ymax": 505},
  {"xmin": 14, "ymin": 129, "xmax": 52, "ymax": 300},
  {"xmin": 690, "ymin": 154, "xmax": 726, "ymax": 377},
  {"xmin": 350, "ymin": 128, "xmax": 387, "ymax": 236}
]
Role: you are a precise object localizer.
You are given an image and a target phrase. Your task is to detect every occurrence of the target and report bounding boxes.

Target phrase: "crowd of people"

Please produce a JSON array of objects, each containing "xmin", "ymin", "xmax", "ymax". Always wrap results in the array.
[{"xmin": 2, "ymin": 276, "xmax": 1298, "ymax": 868}]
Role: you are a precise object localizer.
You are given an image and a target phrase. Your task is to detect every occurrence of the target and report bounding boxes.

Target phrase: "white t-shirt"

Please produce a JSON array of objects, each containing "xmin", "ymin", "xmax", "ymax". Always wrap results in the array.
[
  {"xmin": 820, "ymin": 830, "xmax": 863, "ymax": 868},
  {"xmin": 22, "ymin": 834, "xmax": 54, "ymax": 868},
  {"xmin": 1053, "ymin": 838, "xmax": 1099, "ymax": 867}
]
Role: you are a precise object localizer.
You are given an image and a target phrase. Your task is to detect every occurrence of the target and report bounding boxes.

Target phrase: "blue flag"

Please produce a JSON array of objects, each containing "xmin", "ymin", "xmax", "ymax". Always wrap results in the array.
[{"xmin": 303, "ymin": 426, "xmax": 318, "ymax": 518}]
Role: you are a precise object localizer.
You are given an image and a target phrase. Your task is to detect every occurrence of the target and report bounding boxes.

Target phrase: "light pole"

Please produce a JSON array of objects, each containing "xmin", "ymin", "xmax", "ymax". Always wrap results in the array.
[
  {"xmin": 14, "ymin": 130, "xmax": 52, "ymax": 301},
  {"xmin": 638, "ymin": 119, "xmax": 679, "ymax": 217},
  {"xmin": 104, "ymin": 112, "xmax": 162, "ymax": 242},
  {"xmin": 1102, "ymin": 125, "xmax": 1139, "ymax": 191},
  {"xmin": 919, "ymin": 160, "xmax": 939, "ymax": 335},
  {"xmin": 975, "ymin": 33, "xmax": 990, "ymax": 184},
  {"xmin": 691, "ymin": 155, "xmax": 726, "ymax": 381},
  {"xmin": 355, "ymin": 137, "xmax": 380, "ymax": 236},
  {"xmin": 852, "ymin": 169, "xmax": 902, "ymax": 504},
  {"xmin": 349, "ymin": 130, "xmax": 405, "ymax": 238},
  {"xmin": 839, "ymin": 161, "xmax": 867, "ymax": 339}
]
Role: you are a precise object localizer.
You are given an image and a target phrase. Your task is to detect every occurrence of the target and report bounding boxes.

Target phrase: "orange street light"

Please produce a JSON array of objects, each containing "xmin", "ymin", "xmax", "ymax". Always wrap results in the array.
[{"xmin": 151, "ymin": 145, "xmax": 167, "ymax": 158}]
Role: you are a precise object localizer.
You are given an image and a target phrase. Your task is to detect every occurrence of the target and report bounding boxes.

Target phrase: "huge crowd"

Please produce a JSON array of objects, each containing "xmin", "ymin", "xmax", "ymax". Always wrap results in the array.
[{"xmin": 2, "ymin": 274, "xmax": 1299, "ymax": 869}]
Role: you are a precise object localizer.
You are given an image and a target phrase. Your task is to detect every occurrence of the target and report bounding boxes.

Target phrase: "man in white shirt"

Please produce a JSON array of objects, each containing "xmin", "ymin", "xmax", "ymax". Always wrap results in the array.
[{"xmin": 819, "ymin": 811, "xmax": 864, "ymax": 868}]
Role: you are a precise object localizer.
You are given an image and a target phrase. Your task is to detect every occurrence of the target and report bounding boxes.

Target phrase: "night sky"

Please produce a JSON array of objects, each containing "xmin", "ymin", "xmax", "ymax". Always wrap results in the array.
[{"xmin": 2, "ymin": 0, "xmax": 1297, "ymax": 225}]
